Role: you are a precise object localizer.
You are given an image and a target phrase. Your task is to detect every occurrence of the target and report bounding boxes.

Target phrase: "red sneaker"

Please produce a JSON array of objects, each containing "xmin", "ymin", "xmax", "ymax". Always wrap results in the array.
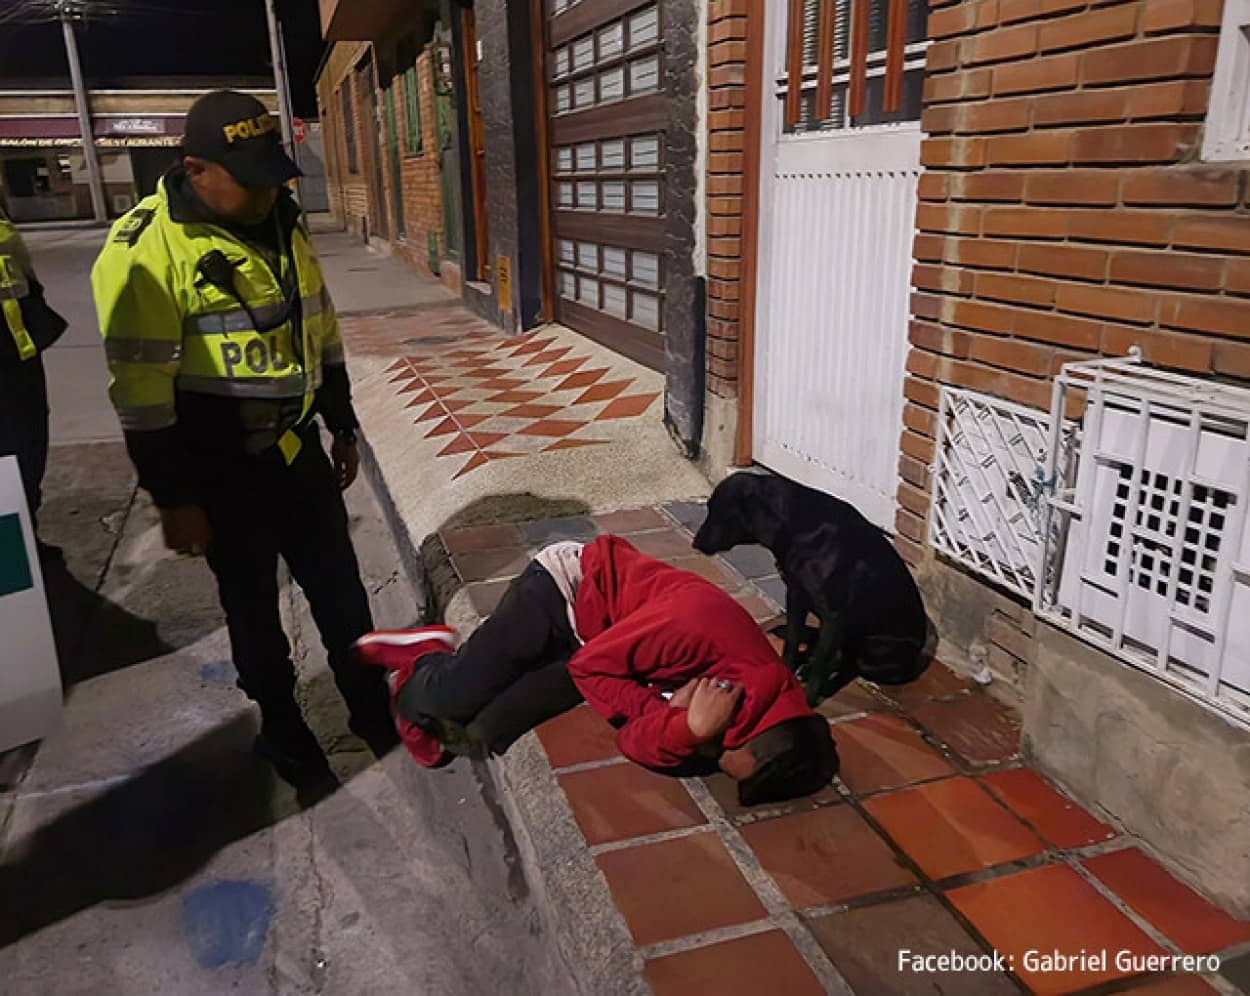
[
  {"xmin": 353, "ymin": 625, "xmax": 456, "ymax": 671},
  {"xmin": 355, "ymin": 627, "xmax": 457, "ymax": 768}
]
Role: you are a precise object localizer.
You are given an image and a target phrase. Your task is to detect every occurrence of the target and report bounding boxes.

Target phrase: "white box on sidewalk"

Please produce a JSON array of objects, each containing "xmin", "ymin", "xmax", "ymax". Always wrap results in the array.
[{"xmin": 0, "ymin": 454, "xmax": 61, "ymax": 752}]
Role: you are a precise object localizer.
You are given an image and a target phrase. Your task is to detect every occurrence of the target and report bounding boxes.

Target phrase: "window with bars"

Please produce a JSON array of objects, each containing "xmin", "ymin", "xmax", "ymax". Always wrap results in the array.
[
  {"xmin": 1041, "ymin": 359, "xmax": 1250, "ymax": 723},
  {"xmin": 341, "ymin": 81, "xmax": 358, "ymax": 174},
  {"xmin": 552, "ymin": 133, "xmax": 663, "ymax": 215},
  {"xmin": 780, "ymin": 0, "xmax": 928, "ymax": 133},
  {"xmin": 556, "ymin": 238, "xmax": 663, "ymax": 332},
  {"xmin": 550, "ymin": 4, "xmax": 661, "ymax": 116},
  {"xmin": 1102, "ymin": 467, "xmax": 1231, "ymax": 616},
  {"xmin": 403, "ymin": 64, "xmax": 423, "ymax": 155}
]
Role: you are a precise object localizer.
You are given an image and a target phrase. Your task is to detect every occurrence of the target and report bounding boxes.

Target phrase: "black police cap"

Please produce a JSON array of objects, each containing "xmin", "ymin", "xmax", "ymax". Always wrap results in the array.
[{"xmin": 182, "ymin": 90, "xmax": 300, "ymax": 189}]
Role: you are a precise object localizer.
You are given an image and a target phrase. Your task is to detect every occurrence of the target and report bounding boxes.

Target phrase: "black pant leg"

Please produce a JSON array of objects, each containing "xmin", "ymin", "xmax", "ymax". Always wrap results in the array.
[
  {"xmin": 202, "ymin": 468, "xmax": 294, "ymax": 706},
  {"xmin": 397, "ymin": 562, "xmax": 574, "ymax": 723},
  {"xmin": 0, "ymin": 357, "xmax": 49, "ymax": 519},
  {"xmin": 276, "ymin": 431, "xmax": 383, "ymax": 721},
  {"xmin": 465, "ymin": 657, "xmax": 583, "ymax": 755}
]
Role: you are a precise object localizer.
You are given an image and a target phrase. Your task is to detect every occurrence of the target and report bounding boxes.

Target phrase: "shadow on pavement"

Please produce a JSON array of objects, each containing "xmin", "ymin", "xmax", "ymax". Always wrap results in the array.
[
  {"xmin": 0, "ymin": 714, "xmax": 291, "ymax": 948},
  {"xmin": 40, "ymin": 549, "xmax": 176, "ymax": 687}
]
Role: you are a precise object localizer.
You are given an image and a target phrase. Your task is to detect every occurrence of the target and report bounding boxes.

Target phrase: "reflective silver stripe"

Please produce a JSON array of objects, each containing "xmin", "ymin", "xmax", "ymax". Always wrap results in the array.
[
  {"xmin": 0, "ymin": 284, "xmax": 23, "ymax": 301},
  {"xmin": 322, "ymin": 342, "xmax": 345, "ymax": 365},
  {"xmin": 185, "ymin": 301, "xmax": 287, "ymax": 335},
  {"xmin": 185, "ymin": 292, "xmax": 324, "ymax": 335},
  {"xmin": 117, "ymin": 403, "xmax": 177, "ymax": 431},
  {"xmin": 176, "ymin": 373, "xmax": 310, "ymax": 398},
  {"xmin": 105, "ymin": 338, "xmax": 182, "ymax": 364},
  {"xmin": 304, "ymin": 288, "xmax": 326, "ymax": 320}
]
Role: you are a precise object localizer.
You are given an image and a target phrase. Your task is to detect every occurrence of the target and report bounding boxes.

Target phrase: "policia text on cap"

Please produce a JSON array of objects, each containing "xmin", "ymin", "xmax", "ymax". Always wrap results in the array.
[{"xmin": 91, "ymin": 91, "xmax": 397, "ymax": 790}]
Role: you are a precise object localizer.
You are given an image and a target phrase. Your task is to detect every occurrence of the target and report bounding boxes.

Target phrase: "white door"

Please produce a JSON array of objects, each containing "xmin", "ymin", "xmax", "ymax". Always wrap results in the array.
[{"xmin": 753, "ymin": 0, "xmax": 927, "ymax": 529}]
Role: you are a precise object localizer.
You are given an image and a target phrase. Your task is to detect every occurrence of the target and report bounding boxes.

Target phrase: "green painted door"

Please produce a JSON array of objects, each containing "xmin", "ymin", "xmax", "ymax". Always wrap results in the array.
[
  {"xmin": 433, "ymin": 30, "xmax": 462, "ymax": 260},
  {"xmin": 385, "ymin": 84, "xmax": 406, "ymax": 241}
]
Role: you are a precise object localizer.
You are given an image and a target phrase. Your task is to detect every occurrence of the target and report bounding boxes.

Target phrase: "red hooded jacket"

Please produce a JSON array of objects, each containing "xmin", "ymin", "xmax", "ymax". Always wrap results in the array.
[{"xmin": 568, "ymin": 535, "xmax": 813, "ymax": 771}]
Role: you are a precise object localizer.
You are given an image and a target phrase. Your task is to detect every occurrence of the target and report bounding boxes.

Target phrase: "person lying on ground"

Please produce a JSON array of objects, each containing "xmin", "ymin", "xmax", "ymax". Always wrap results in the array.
[{"xmin": 354, "ymin": 535, "xmax": 840, "ymax": 806}]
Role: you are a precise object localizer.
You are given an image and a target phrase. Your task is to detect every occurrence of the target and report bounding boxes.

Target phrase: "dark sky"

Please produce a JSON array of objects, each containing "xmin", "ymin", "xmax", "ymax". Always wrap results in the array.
[{"xmin": 0, "ymin": 0, "xmax": 326, "ymax": 117}]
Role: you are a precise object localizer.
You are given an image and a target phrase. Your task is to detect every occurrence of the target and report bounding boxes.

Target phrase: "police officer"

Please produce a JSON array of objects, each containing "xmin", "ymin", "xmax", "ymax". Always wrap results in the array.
[
  {"xmin": 0, "ymin": 203, "xmax": 67, "ymax": 544},
  {"xmin": 91, "ymin": 91, "xmax": 395, "ymax": 791}
]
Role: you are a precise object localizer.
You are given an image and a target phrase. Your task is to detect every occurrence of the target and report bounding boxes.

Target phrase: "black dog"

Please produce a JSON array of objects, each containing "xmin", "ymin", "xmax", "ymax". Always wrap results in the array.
[{"xmin": 693, "ymin": 473, "xmax": 929, "ymax": 704}]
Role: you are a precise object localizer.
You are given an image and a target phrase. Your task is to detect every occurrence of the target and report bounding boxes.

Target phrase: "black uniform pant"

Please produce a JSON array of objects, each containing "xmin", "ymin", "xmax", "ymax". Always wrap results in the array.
[
  {"xmin": 397, "ymin": 562, "xmax": 583, "ymax": 754},
  {"xmin": 201, "ymin": 429, "xmax": 388, "ymax": 726},
  {"xmin": 0, "ymin": 355, "xmax": 49, "ymax": 522}
]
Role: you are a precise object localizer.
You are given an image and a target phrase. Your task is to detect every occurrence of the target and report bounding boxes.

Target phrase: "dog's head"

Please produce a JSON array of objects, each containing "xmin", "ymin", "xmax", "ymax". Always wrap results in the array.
[{"xmin": 693, "ymin": 472, "xmax": 779, "ymax": 554}]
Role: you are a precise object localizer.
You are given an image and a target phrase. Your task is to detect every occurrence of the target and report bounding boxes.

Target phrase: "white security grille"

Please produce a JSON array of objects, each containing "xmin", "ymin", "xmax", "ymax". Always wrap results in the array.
[
  {"xmin": 1039, "ymin": 355, "xmax": 1250, "ymax": 726},
  {"xmin": 930, "ymin": 388, "xmax": 1067, "ymax": 600}
]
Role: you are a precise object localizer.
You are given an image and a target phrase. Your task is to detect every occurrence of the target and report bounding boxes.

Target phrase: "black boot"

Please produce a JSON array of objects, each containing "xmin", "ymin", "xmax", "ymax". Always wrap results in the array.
[
  {"xmin": 349, "ymin": 715, "xmax": 400, "ymax": 758},
  {"xmin": 254, "ymin": 700, "xmax": 336, "ymax": 794},
  {"xmin": 340, "ymin": 666, "xmax": 401, "ymax": 758}
]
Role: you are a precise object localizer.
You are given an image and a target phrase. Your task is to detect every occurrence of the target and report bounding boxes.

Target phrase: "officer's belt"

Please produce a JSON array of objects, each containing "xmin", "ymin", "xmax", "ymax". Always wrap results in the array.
[
  {"xmin": 176, "ymin": 370, "xmax": 322, "ymax": 399},
  {"xmin": 116, "ymin": 401, "xmax": 178, "ymax": 432},
  {"xmin": 184, "ymin": 287, "xmax": 329, "ymax": 336}
]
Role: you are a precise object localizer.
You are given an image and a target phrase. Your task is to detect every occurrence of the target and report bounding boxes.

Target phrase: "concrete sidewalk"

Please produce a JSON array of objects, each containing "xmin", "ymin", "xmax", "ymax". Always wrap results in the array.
[{"xmin": 323, "ymin": 235, "xmax": 1250, "ymax": 995}]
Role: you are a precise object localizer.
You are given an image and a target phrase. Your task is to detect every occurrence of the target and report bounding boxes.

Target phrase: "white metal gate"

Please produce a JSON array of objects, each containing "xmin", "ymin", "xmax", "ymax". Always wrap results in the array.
[
  {"xmin": 929, "ymin": 359, "xmax": 1250, "ymax": 727},
  {"xmin": 752, "ymin": 0, "xmax": 926, "ymax": 529},
  {"xmin": 1041, "ymin": 358, "xmax": 1250, "ymax": 723}
]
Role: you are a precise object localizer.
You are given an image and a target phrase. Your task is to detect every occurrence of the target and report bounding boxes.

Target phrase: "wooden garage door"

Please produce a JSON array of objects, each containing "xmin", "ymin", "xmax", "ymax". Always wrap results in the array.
[{"xmin": 546, "ymin": 0, "xmax": 666, "ymax": 371}]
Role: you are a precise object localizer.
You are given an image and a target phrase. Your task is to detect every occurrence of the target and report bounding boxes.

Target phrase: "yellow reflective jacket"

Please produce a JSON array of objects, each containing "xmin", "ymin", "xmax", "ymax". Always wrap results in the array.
[
  {"xmin": 92, "ymin": 174, "xmax": 350, "ymax": 478},
  {"xmin": 0, "ymin": 209, "xmax": 66, "ymax": 365}
]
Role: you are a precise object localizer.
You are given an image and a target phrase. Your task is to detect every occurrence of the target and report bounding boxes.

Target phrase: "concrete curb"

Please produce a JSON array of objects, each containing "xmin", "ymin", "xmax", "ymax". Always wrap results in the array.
[
  {"xmin": 360, "ymin": 436, "xmax": 652, "ymax": 996},
  {"xmin": 16, "ymin": 220, "xmax": 111, "ymax": 233}
]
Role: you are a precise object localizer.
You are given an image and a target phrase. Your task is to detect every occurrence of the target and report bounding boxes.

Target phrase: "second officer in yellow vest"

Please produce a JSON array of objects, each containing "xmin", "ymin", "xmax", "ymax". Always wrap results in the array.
[
  {"xmin": 92, "ymin": 91, "xmax": 395, "ymax": 792},
  {"xmin": 1, "ymin": 204, "xmax": 67, "ymax": 546}
]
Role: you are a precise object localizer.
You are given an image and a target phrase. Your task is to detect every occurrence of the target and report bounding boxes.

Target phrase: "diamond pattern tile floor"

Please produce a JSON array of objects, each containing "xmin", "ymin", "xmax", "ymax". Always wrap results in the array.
[{"xmin": 377, "ymin": 329, "xmax": 662, "ymax": 477}]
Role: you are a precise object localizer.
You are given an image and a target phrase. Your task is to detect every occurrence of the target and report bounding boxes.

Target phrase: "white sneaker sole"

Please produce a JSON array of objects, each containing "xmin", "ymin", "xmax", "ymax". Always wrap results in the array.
[{"xmin": 355, "ymin": 629, "xmax": 456, "ymax": 649}]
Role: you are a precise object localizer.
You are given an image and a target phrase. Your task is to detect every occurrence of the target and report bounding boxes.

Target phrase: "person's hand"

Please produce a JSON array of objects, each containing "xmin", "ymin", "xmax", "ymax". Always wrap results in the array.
[
  {"xmin": 159, "ymin": 505, "xmax": 211, "ymax": 556},
  {"xmin": 332, "ymin": 434, "xmax": 360, "ymax": 490},
  {"xmin": 685, "ymin": 677, "xmax": 743, "ymax": 743},
  {"xmin": 669, "ymin": 679, "xmax": 699, "ymax": 710}
]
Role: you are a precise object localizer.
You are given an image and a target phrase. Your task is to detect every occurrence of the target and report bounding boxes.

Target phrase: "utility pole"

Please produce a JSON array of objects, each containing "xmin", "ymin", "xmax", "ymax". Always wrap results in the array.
[
  {"xmin": 60, "ymin": 2, "xmax": 107, "ymax": 222},
  {"xmin": 263, "ymin": 0, "xmax": 303, "ymax": 202}
]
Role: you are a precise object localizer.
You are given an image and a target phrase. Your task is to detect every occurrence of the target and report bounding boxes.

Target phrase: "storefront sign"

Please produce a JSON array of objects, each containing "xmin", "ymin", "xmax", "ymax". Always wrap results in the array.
[{"xmin": 109, "ymin": 117, "xmax": 164, "ymax": 135}]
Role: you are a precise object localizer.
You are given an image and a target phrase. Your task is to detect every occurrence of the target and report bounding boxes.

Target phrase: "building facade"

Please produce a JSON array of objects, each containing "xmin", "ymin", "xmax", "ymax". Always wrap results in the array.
[
  {"xmin": 317, "ymin": 0, "xmax": 709, "ymax": 450},
  {"xmin": 316, "ymin": 4, "xmax": 462, "ymax": 291},
  {"xmin": 706, "ymin": 0, "xmax": 1250, "ymax": 914}
]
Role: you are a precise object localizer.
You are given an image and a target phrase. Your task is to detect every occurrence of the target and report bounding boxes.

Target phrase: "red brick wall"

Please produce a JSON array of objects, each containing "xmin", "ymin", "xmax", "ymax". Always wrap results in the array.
[
  {"xmin": 385, "ymin": 49, "xmax": 445, "ymax": 277},
  {"xmin": 319, "ymin": 39, "xmax": 445, "ymax": 275},
  {"xmin": 706, "ymin": 0, "xmax": 750, "ymax": 399},
  {"xmin": 316, "ymin": 42, "xmax": 370, "ymax": 234},
  {"xmin": 900, "ymin": 0, "xmax": 1250, "ymax": 563}
]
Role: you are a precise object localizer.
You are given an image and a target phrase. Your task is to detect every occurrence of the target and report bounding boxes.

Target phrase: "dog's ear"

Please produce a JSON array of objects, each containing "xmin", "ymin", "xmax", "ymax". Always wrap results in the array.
[{"xmin": 760, "ymin": 474, "xmax": 791, "ymax": 522}]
